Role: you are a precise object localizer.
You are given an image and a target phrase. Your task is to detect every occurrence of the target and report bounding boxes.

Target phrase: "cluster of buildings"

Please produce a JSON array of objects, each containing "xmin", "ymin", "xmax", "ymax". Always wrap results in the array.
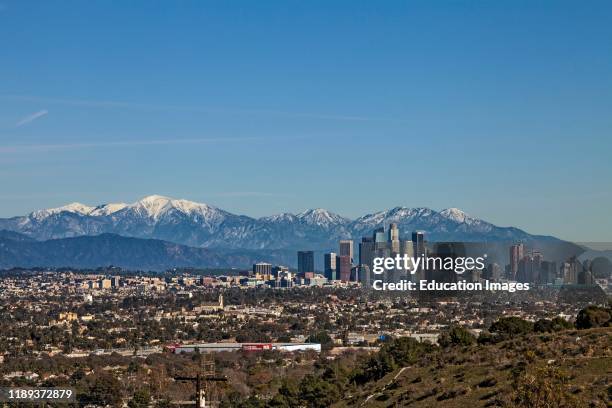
[
  {"xmin": 244, "ymin": 225, "xmax": 427, "ymax": 288},
  {"xmin": 80, "ymin": 276, "xmax": 121, "ymax": 290},
  {"xmin": 243, "ymin": 225, "xmax": 607, "ymax": 290},
  {"xmin": 508, "ymin": 243, "xmax": 597, "ymax": 286}
]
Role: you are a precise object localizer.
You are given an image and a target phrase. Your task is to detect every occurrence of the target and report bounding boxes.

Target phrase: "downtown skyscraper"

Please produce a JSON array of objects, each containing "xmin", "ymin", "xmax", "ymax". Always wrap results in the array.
[{"xmin": 297, "ymin": 251, "xmax": 315, "ymax": 274}]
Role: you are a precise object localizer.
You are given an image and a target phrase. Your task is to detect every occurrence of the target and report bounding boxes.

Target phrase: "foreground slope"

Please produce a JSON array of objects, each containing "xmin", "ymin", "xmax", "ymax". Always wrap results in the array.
[{"xmin": 335, "ymin": 328, "xmax": 611, "ymax": 407}]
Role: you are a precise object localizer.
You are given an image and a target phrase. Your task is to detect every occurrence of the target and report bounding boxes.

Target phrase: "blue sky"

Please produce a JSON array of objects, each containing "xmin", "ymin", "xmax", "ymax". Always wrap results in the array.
[{"xmin": 1, "ymin": 1, "xmax": 611, "ymax": 241}]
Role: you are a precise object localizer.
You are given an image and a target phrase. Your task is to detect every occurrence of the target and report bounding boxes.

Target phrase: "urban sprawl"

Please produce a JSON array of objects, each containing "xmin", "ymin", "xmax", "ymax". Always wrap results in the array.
[{"xmin": 0, "ymin": 224, "xmax": 609, "ymax": 406}]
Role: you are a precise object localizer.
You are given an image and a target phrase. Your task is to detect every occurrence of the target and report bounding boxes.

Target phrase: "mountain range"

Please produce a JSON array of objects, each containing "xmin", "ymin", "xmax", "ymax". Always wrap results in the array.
[
  {"xmin": 0, "ymin": 195, "xmax": 577, "ymax": 270},
  {"xmin": 0, "ymin": 231, "xmax": 293, "ymax": 271},
  {"xmin": 0, "ymin": 195, "xmax": 556, "ymax": 249}
]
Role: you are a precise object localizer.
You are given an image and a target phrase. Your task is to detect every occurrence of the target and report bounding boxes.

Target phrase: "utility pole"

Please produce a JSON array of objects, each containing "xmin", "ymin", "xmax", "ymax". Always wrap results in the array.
[{"xmin": 173, "ymin": 358, "xmax": 226, "ymax": 408}]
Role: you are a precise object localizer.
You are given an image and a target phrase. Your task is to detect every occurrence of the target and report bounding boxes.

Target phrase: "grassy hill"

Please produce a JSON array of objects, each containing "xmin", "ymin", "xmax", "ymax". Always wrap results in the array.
[{"xmin": 335, "ymin": 328, "xmax": 611, "ymax": 407}]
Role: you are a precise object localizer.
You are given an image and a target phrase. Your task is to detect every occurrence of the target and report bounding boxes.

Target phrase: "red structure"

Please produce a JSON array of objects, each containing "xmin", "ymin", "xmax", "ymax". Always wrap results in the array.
[{"xmin": 241, "ymin": 343, "xmax": 273, "ymax": 351}]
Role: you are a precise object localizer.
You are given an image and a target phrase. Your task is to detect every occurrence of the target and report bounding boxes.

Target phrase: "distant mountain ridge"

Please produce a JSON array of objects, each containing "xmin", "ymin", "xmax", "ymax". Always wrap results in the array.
[
  {"xmin": 0, "ymin": 232, "xmax": 295, "ymax": 271},
  {"xmin": 0, "ymin": 195, "xmax": 560, "ymax": 250}
]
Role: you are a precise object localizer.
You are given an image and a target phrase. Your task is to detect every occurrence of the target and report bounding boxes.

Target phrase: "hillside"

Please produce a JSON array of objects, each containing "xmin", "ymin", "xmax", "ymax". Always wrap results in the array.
[
  {"xmin": 334, "ymin": 328, "xmax": 611, "ymax": 407},
  {"xmin": 0, "ymin": 232, "xmax": 294, "ymax": 271}
]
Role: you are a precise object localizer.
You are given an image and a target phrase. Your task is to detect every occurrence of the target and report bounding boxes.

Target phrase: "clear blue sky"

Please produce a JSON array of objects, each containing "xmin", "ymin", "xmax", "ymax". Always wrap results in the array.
[{"xmin": 1, "ymin": 1, "xmax": 611, "ymax": 241}]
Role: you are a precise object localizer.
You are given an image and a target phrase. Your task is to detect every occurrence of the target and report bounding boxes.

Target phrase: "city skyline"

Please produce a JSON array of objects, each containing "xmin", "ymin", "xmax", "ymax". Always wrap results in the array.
[{"xmin": 1, "ymin": 1, "xmax": 611, "ymax": 241}]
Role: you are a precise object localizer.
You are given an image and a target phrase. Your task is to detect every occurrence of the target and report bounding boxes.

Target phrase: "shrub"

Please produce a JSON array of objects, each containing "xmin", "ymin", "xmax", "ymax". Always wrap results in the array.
[
  {"xmin": 438, "ymin": 326, "xmax": 476, "ymax": 347},
  {"xmin": 575, "ymin": 306, "xmax": 611, "ymax": 329},
  {"xmin": 490, "ymin": 317, "xmax": 533, "ymax": 337},
  {"xmin": 533, "ymin": 317, "xmax": 571, "ymax": 333},
  {"xmin": 513, "ymin": 365, "xmax": 577, "ymax": 407}
]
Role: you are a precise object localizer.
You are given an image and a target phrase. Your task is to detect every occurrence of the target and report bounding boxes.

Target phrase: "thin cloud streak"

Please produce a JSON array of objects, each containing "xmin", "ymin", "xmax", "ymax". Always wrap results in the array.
[
  {"xmin": 0, "ymin": 136, "xmax": 262, "ymax": 154},
  {"xmin": 15, "ymin": 109, "xmax": 48, "ymax": 127},
  {"xmin": 0, "ymin": 95, "xmax": 406, "ymax": 123}
]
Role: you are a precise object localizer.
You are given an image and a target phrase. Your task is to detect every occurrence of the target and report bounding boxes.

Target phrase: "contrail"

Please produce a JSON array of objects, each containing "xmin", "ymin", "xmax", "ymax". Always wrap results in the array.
[
  {"xmin": 1, "ymin": 95, "xmax": 407, "ymax": 123},
  {"xmin": 15, "ymin": 109, "xmax": 48, "ymax": 127},
  {"xmin": 0, "ymin": 136, "xmax": 263, "ymax": 153}
]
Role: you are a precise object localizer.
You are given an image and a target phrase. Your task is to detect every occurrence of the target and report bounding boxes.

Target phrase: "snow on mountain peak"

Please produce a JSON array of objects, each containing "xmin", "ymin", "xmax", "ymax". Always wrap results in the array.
[
  {"xmin": 131, "ymin": 195, "xmax": 224, "ymax": 221},
  {"xmin": 140, "ymin": 194, "xmax": 171, "ymax": 202},
  {"xmin": 132, "ymin": 195, "xmax": 173, "ymax": 218},
  {"xmin": 89, "ymin": 203, "xmax": 128, "ymax": 216},
  {"xmin": 172, "ymin": 199, "xmax": 215, "ymax": 214},
  {"xmin": 58, "ymin": 202, "xmax": 94, "ymax": 214},
  {"xmin": 31, "ymin": 202, "xmax": 95, "ymax": 219},
  {"xmin": 440, "ymin": 208, "xmax": 470, "ymax": 223},
  {"xmin": 260, "ymin": 213, "xmax": 297, "ymax": 223},
  {"xmin": 30, "ymin": 201, "xmax": 130, "ymax": 219},
  {"xmin": 297, "ymin": 208, "xmax": 346, "ymax": 226},
  {"xmin": 27, "ymin": 195, "xmax": 227, "ymax": 223},
  {"xmin": 355, "ymin": 207, "xmax": 430, "ymax": 226},
  {"xmin": 22, "ymin": 197, "xmax": 497, "ymax": 242}
]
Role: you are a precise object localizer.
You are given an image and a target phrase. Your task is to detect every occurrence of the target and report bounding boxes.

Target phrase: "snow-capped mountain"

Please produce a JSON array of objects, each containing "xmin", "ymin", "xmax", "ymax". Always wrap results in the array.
[
  {"xmin": 30, "ymin": 202, "xmax": 97, "ymax": 219},
  {"xmin": 89, "ymin": 203, "xmax": 128, "ymax": 217},
  {"xmin": 0, "ymin": 195, "xmax": 557, "ymax": 250},
  {"xmin": 296, "ymin": 208, "xmax": 349, "ymax": 229}
]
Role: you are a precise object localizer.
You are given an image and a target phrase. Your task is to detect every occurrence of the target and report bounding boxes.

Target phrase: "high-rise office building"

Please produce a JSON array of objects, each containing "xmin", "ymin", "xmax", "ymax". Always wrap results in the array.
[
  {"xmin": 324, "ymin": 252, "xmax": 337, "ymax": 281},
  {"xmin": 359, "ymin": 237, "xmax": 375, "ymax": 267},
  {"xmin": 531, "ymin": 251, "xmax": 543, "ymax": 283},
  {"xmin": 337, "ymin": 255, "xmax": 351, "ymax": 282},
  {"xmin": 561, "ymin": 256, "xmax": 582, "ymax": 284},
  {"xmin": 374, "ymin": 227, "xmax": 386, "ymax": 243},
  {"xmin": 398, "ymin": 239, "xmax": 414, "ymax": 279},
  {"xmin": 100, "ymin": 279, "xmax": 112, "ymax": 289},
  {"xmin": 412, "ymin": 231, "xmax": 426, "ymax": 257},
  {"xmin": 388, "ymin": 223, "xmax": 399, "ymax": 241},
  {"xmin": 578, "ymin": 268, "xmax": 595, "ymax": 285},
  {"xmin": 509, "ymin": 243, "xmax": 524, "ymax": 279},
  {"xmin": 339, "ymin": 240, "xmax": 354, "ymax": 263},
  {"xmin": 411, "ymin": 231, "xmax": 426, "ymax": 280},
  {"xmin": 253, "ymin": 262, "xmax": 272, "ymax": 276},
  {"xmin": 560, "ymin": 261, "xmax": 575, "ymax": 284},
  {"xmin": 388, "ymin": 223, "xmax": 400, "ymax": 253},
  {"xmin": 540, "ymin": 261, "xmax": 557, "ymax": 284},
  {"xmin": 358, "ymin": 225, "xmax": 419, "ymax": 283},
  {"xmin": 297, "ymin": 251, "xmax": 315, "ymax": 274},
  {"xmin": 517, "ymin": 255, "xmax": 533, "ymax": 283},
  {"xmin": 357, "ymin": 264, "xmax": 371, "ymax": 287},
  {"xmin": 400, "ymin": 240, "xmax": 414, "ymax": 257},
  {"xmin": 350, "ymin": 265, "xmax": 361, "ymax": 282},
  {"xmin": 485, "ymin": 263, "xmax": 502, "ymax": 281}
]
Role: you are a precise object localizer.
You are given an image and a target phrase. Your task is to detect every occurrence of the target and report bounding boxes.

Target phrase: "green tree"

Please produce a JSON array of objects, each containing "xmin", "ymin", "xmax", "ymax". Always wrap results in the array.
[
  {"xmin": 80, "ymin": 372, "xmax": 123, "ymax": 407},
  {"xmin": 269, "ymin": 379, "xmax": 301, "ymax": 407},
  {"xmin": 306, "ymin": 330, "xmax": 333, "ymax": 350},
  {"xmin": 438, "ymin": 326, "xmax": 476, "ymax": 347},
  {"xmin": 575, "ymin": 305, "xmax": 611, "ymax": 329},
  {"xmin": 128, "ymin": 389, "xmax": 151, "ymax": 408},
  {"xmin": 534, "ymin": 317, "xmax": 573, "ymax": 332},
  {"xmin": 298, "ymin": 375, "xmax": 341, "ymax": 408},
  {"xmin": 550, "ymin": 316, "xmax": 573, "ymax": 330},
  {"xmin": 490, "ymin": 317, "xmax": 533, "ymax": 337}
]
